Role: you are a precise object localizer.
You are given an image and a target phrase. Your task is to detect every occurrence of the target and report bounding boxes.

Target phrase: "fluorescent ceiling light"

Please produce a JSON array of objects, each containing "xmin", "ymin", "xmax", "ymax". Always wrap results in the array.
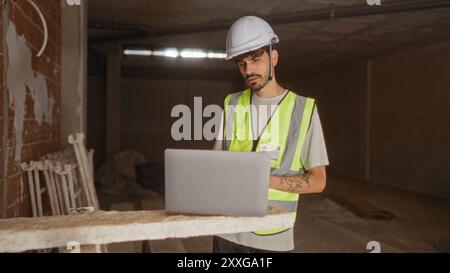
[
  {"xmin": 180, "ymin": 50, "xmax": 207, "ymax": 58},
  {"xmin": 147, "ymin": 48, "xmax": 179, "ymax": 58},
  {"xmin": 123, "ymin": 49, "xmax": 152, "ymax": 56},
  {"xmin": 163, "ymin": 48, "xmax": 179, "ymax": 58},
  {"xmin": 207, "ymin": 52, "xmax": 227, "ymax": 59},
  {"xmin": 124, "ymin": 48, "xmax": 227, "ymax": 59}
]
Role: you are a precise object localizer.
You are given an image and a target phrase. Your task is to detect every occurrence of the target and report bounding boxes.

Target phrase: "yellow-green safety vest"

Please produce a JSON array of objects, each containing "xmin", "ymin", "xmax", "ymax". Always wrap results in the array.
[{"xmin": 223, "ymin": 89, "xmax": 316, "ymax": 236}]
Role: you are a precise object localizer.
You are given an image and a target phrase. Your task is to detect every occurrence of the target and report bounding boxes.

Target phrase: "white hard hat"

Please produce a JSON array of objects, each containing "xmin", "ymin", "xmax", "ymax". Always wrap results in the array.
[{"xmin": 226, "ymin": 16, "xmax": 279, "ymax": 60}]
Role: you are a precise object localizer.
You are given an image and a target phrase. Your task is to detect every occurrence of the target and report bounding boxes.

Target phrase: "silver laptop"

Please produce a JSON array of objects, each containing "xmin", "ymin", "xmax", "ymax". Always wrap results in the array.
[{"xmin": 165, "ymin": 149, "xmax": 271, "ymax": 217}]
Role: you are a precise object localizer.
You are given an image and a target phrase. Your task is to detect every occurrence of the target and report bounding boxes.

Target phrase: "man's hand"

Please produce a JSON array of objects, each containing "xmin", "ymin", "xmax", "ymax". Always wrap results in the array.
[{"xmin": 269, "ymin": 166, "xmax": 326, "ymax": 194}]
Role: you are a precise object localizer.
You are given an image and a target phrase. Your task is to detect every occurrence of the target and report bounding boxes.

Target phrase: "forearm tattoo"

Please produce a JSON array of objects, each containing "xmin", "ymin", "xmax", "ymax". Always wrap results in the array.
[{"xmin": 280, "ymin": 173, "xmax": 311, "ymax": 192}]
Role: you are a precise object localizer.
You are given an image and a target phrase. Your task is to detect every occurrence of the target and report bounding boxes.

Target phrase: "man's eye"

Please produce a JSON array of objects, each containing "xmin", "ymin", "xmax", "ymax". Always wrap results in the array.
[{"xmin": 252, "ymin": 58, "xmax": 260, "ymax": 62}]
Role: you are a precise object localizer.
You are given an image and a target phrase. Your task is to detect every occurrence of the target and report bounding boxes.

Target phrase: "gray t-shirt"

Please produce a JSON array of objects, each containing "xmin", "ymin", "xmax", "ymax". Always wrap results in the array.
[{"xmin": 213, "ymin": 90, "xmax": 329, "ymax": 251}]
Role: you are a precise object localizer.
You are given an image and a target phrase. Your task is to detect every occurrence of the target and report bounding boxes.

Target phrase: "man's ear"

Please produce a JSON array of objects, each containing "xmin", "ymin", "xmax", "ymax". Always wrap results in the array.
[{"xmin": 272, "ymin": 49, "xmax": 279, "ymax": 67}]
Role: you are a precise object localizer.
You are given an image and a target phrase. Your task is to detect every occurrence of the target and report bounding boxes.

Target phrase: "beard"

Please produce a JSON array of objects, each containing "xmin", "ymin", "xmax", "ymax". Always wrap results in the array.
[{"xmin": 245, "ymin": 73, "xmax": 270, "ymax": 92}]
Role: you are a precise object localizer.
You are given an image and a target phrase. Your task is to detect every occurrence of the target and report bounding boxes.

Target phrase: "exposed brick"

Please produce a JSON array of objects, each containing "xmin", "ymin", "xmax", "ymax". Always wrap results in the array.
[
  {"xmin": 0, "ymin": 0, "xmax": 3, "ymax": 218},
  {"xmin": 12, "ymin": 0, "xmax": 49, "ymax": 34},
  {"xmin": 2, "ymin": 0, "xmax": 61, "ymax": 218},
  {"xmin": 21, "ymin": 119, "xmax": 47, "ymax": 144},
  {"xmin": 2, "ymin": 147, "xmax": 20, "ymax": 177},
  {"xmin": 7, "ymin": 102, "xmax": 14, "ymax": 122},
  {"xmin": 0, "ymin": 55, "xmax": 3, "ymax": 79},
  {"xmin": 7, "ymin": 168, "xmax": 51, "ymax": 217},
  {"xmin": 19, "ymin": 119, "xmax": 59, "ymax": 145},
  {"xmin": 0, "ymin": 118, "xmax": 15, "ymax": 149},
  {"xmin": 7, "ymin": 174, "xmax": 23, "ymax": 202},
  {"xmin": 9, "ymin": 2, "xmax": 27, "ymax": 38},
  {"xmin": 7, "ymin": 191, "xmax": 32, "ymax": 218},
  {"xmin": 25, "ymin": 16, "xmax": 44, "ymax": 52},
  {"xmin": 0, "ymin": 22, "xmax": 3, "ymax": 54},
  {"xmin": 20, "ymin": 140, "xmax": 59, "ymax": 162},
  {"xmin": 46, "ymin": 20, "xmax": 59, "ymax": 46},
  {"xmin": 0, "ymin": 90, "xmax": 2, "ymax": 125}
]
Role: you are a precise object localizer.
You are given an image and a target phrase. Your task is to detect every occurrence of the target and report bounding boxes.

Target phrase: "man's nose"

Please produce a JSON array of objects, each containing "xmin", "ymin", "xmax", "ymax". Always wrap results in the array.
[{"xmin": 244, "ymin": 61, "xmax": 256, "ymax": 75}]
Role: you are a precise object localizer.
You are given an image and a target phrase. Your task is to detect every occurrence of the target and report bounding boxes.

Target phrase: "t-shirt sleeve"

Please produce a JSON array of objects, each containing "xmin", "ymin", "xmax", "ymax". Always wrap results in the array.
[{"xmin": 300, "ymin": 108, "xmax": 329, "ymax": 170}]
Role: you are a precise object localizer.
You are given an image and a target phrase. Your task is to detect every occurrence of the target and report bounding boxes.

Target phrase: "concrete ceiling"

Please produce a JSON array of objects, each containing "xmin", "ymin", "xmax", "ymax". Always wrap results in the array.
[{"xmin": 88, "ymin": 0, "xmax": 450, "ymax": 75}]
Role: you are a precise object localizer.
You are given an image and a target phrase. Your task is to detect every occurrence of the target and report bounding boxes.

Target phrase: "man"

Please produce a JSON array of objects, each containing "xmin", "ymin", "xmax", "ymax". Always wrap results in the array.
[{"xmin": 212, "ymin": 16, "xmax": 329, "ymax": 253}]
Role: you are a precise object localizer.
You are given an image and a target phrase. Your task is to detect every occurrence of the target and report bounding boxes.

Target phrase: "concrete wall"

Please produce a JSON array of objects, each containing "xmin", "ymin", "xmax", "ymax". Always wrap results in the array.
[
  {"xmin": 1, "ymin": 0, "xmax": 61, "ymax": 218},
  {"xmin": 88, "ymin": 52, "xmax": 242, "ymax": 164},
  {"xmin": 120, "ymin": 77, "xmax": 239, "ymax": 162},
  {"xmin": 87, "ymin": 48, "xmax": 106, "ymax": 168},
  {"xmin": 88, "ymin": 55, "xmax": 242, "ymax": 165},
  {"xmin": 370, "ymin": 39, "xmax": 450, "ymax": 199},
  {"xmin": 286, "ymin": 63, "xmax": 368, "ymax": 179},
  {"xmin": 287, "ymin": 39, "xmax": 450, "ymax": 199},
  {"xmin": 87, "ymin": 75, "xmax": 106, "ymax": 168},
  {"xmin": 87, "ymin": 38, "xmax": 450, "ymax": 199},
  {"xmin": 1, "ymin": 1, "xmax": 5, "ymax": 218},
  {"xmin": 61, "ymin": 0, "xmax": 87, "ymax": 147}
]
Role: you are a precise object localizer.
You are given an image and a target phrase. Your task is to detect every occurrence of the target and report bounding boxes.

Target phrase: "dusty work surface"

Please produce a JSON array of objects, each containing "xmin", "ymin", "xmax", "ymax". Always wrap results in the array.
[{"xmin": 0, "ymin": 208, "xmax": 293, "ymax": 252}]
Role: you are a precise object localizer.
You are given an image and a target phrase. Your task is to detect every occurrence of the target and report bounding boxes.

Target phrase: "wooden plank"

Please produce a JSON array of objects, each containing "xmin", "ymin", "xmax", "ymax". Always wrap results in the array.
[
  {"xmin": 0, "ymin": 208, "xmax": 293, "ymax": 252},
  {"xmin": 107, "ymin": 202, "xmax": 142, "ymax": 253}
]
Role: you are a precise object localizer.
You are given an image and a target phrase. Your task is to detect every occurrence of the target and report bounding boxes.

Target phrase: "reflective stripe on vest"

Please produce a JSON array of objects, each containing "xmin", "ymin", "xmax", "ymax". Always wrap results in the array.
[{"xmin": 223, "ymin": 89, "xmax": 315, "ymax": 236}]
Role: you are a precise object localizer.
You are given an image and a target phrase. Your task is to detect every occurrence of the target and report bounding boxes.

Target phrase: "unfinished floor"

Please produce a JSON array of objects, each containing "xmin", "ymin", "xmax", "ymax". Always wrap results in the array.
[{"xmin": 99, "ymin": 175, "xmax": 450, "ymax": 253}]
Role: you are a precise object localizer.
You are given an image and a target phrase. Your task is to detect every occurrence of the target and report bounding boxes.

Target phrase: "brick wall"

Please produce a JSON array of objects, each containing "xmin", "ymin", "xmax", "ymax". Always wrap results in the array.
[
  {"xmin": 0, "ymin": 0, "xmax": 61, "ymax": 218},
  {"xmin": 0, "ymin": 1, "xmax": 4, "ymax": 217}
]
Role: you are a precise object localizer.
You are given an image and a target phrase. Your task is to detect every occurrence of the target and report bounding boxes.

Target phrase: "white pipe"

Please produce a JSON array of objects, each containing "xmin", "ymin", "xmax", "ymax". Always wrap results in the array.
[
  {"xmin": 50, "ymin": 162, "xmax": 64, "ymax": 215},
  {"xmin": 65, "ymin": 165, "xmax": 77, "ymax": 209},
  {"xmin": 32, "ymin": 162, "xmax": 43, "ymax": 217},
  {"xmin": 59, "ymin": 171, "xmax": 71, "ymax": 214},
  {"xmin": 38, "ymin": 161, "xmax": 57, "ymax": 216},
  {"xmin": 26, "ymin": 0, "xmax": 48, "ymax": 57},
  {"xmin": 20, "ymin": 163, "xmax": 37, "ymax": 217},
  {"xmin": 69, "ymin": 134, "xmax": 98, "ymax": 209},
  {"xmin": 71, "ymin": 167, "xmax": 84, "ymax": 206},
  {"xmin": 45, "ymin": 161, "xmax": 58, "ymax": 215}
]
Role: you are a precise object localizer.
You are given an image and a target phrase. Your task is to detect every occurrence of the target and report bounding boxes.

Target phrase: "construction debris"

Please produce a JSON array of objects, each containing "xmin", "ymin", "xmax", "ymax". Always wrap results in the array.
[
  {"xmin": 19, "ymin": 133, "xmax": 99, "ymax": 219},
  {"xmin": 20, "ymin": 162, "xmax": 41, "ymax": 217},
  {"xmin": 68, "ymin": 133, "xmax": 99, "ymax": 210},
  {"xmin": 97, "ymin": 150, "xmax": 158, "ymax": 197}
]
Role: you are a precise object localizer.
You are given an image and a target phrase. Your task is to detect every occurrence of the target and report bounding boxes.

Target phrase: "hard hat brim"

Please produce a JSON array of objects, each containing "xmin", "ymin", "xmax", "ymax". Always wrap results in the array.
[{"xmin": 225, "ymin": 37, "xmax": 279, "ymax": 60}]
